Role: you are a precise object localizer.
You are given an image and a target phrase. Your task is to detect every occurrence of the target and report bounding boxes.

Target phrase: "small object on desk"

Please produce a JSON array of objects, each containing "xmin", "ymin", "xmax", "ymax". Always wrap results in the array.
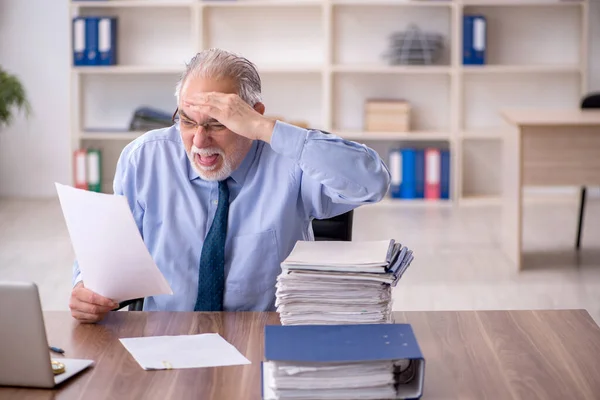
[
  {"xmin": 51, "ymin": 361, "xmax": 66, "ymax": 375},
  {"xmin": 119, "ymin": 333, "xmax": 250, "ymax": 370},
  {"xmin": 49, "ymin": 346, "xmax": 65, "ymax": 355}
]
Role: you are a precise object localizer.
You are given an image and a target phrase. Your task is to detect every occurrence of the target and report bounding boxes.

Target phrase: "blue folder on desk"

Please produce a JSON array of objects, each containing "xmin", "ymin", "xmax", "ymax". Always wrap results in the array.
[{"xmin": 262, "ymin": 324, "xmax": 425, "ymax": 399}]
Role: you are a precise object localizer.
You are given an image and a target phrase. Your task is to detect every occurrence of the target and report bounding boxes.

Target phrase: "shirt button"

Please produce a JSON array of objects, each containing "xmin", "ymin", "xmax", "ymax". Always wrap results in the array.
[{"xmin": 213, "ymin": 200, "xmax": 218, "ymax": 205}]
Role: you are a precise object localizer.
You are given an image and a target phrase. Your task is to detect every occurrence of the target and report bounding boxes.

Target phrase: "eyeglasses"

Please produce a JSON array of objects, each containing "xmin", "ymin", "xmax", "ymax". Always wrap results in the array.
[{"xmin": 172, "ymin": 107, "xmax": 228, "ymax": 134}]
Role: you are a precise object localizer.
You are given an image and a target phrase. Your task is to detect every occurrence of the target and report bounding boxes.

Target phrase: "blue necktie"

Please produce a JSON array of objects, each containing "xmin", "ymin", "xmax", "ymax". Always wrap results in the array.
[{"xmin": 194, "ymin": 180, "xmax": 229, "ymax": 311}]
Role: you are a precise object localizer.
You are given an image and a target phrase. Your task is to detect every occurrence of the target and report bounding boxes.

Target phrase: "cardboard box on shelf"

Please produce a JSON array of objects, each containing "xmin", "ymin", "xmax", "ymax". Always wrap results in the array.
[{"xmin": 365, "ymin": 99, "xmax": 411, "ymax": 132}]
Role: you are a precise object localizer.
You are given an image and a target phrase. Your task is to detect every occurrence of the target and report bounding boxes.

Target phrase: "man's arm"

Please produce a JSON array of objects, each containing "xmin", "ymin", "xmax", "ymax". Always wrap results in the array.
[
  {"xmin": 269, "ymin": 121, "xmax": 391, "ymax": 219},
  {"xmin": 183, "ymin": 92, "xmax": 390, "ymax": 218}
]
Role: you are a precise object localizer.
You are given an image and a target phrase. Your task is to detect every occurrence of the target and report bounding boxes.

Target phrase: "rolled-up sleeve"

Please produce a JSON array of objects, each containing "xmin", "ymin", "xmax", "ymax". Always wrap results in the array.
[{"xmin": 269, "ymin": 121, "xmax": 391, "ymax": 219}]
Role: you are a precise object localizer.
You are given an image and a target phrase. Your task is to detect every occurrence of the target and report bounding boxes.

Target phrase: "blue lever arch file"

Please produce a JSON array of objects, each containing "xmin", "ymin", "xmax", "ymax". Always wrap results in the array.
[
  {"xmin": 98, "ymin": 17, "xmax": 117, "ymax": 65},
  {"xmin": 72, "ymin": 17, "xmax": 87, "ymax": 66},
  {"xmin": 463, "ymin": 15, "xmax": 487, "ymax": 65},
  {"xmin": 262, "ymin": 324, "xmax": 425, "ymax": 399},
  {"xmin": 85, "ymin": 17, "xmax": 100, "ymax": 65}
]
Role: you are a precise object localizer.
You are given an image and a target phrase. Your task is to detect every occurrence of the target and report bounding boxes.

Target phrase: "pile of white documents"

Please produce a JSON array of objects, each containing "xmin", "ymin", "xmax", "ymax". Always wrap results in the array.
[{"xmin": 275, "ymin": 239, "xmax": 414, "ymax": 325}]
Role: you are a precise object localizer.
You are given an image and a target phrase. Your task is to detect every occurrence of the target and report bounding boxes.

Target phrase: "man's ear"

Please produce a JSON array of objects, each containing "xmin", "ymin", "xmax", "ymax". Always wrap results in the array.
[{"xmin": 253, "ymin": 102, "xmax": 266, "ymax": 115}]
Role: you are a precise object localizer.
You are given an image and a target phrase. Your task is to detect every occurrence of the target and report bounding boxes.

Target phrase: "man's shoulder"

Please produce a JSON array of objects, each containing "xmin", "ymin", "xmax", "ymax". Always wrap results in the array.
[{"xmin": 120, "ymin": 125, "xmax": 183, "ymax": 164}]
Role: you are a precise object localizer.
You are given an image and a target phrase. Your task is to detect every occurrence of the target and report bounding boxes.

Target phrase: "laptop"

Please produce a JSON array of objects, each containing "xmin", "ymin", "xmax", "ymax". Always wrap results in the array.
[{"xmin": 0, "ymin": 281, "xmax": 94, "ymax": 388}]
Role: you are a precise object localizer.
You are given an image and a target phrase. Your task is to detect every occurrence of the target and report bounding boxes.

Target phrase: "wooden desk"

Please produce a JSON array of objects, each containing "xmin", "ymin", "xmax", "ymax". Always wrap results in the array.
[
  {"xmin": 502, "ymin": 109, "xmax": 600, "ymax": 270},
  {"xmin": 2, "ymin": 310, "xmax": 600, "ymax": 399}
]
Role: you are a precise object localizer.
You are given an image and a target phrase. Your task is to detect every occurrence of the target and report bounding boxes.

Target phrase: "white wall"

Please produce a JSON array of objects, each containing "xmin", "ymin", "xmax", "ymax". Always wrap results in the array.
[
  {"xmin": 0, "ymin": 0, "xmax": 70, "ymax": 198},
  {"xmin": 0, "ymin": 0, "xmax": 599, "ymax": 198}
]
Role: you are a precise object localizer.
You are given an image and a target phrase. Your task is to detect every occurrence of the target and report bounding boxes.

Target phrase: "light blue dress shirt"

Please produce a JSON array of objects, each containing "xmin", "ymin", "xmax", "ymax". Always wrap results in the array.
[{"xmin": 72, "ymin": 121, "xmax": 391, "ymax": 311}]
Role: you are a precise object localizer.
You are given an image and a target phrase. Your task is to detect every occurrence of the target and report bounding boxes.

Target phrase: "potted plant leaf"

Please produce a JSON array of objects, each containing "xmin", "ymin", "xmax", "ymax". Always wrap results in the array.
[{"xmin": 0, "ymin": 66, "xmax": 31, "ymax": 128}]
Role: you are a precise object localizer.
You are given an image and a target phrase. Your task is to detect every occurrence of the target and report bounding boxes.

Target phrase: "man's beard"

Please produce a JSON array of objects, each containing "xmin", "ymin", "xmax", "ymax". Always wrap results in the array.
[{"xmin": 187, "ymin": 141, "xmax": 247, "ymax": 181}]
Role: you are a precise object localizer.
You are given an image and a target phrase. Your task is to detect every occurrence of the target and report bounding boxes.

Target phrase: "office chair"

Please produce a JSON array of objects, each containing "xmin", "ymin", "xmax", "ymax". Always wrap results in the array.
[
  {"xmin": 576, "ymin": 93, "xmax": 600, "ymax": 250},
  {"xmin": 116, "ymin": 128, "xmax": 354, "ymax": 311}
]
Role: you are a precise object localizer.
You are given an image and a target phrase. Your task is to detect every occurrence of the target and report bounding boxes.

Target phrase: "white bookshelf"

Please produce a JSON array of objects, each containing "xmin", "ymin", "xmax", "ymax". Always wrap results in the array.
[{"xmin": 69, "ymin": 0, "xmax": 589, "ymax": 206}]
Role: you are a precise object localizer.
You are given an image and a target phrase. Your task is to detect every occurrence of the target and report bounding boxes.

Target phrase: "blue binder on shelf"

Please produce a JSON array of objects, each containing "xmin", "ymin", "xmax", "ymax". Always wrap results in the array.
[
  {"xmin": 72, "ymin": 17, "xmax": 87, "ymax": 66},
  {"xmin": 262, "ymin": 324, "xmax": 425, "ymax": 400},
  {"xmin": 440, "ymin": 149, "xmax": 450, "ymax": 200},
  {"xmin": 98, "ymin": 17, "xmax": 117, "ymax": 65},
  {"xmin": 463, "ymin": 15, "xmax": 486, "ymax": 65},
  {"xmin": 414, "ymin": 149, "xmax": 425, "ymax": 199},
  {"xmin": 400, "ymin": 148, "xmax": 416, "ymax": 199},
  {"xmin": 85, "ymin": 17, "xmax": 100, "ymax": 65}
]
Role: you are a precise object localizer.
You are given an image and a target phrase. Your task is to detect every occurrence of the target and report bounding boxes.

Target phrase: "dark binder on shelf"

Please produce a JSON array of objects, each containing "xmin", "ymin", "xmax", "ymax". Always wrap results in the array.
[
  {"xmin": 98, "ymin": 17, "xmax": 117, "ymax": 65},
  {"xmin": 440, "ymin": 149, "xmax": 450, "ymax": 199},
  {"xmin": 463, "ymin": 15, "xmax": 487, "ymax": 65},
  {"xmin": 85, "ymin": 17, "xmax": 100, "ymax": 65},
  {"xmin": 414, "ymin": 149, "xmax": 425, "ymax": 199},
  {"xmin": 262, "ymin": 323, "xmax": 425, "ymax": 400},
  {"xmin": 72, "ymin": 17, "xmax": 87, "ymax": 66},
  {"xmin": 400, "ymin": 148, "xmax": 416, "ymax": 199}
]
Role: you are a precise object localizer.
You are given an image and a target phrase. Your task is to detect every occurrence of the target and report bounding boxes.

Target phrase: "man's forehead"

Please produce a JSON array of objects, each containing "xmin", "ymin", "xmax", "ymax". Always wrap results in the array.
[{"xmin": 179, "ymin": 107, "xmax": 218, "ymax": 124}]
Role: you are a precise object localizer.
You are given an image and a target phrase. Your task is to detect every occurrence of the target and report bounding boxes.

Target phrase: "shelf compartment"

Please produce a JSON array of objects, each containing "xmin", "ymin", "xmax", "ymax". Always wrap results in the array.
[
  {"xmin": 333, "ymin": 4, "xmax": 452, "ymax": 66},
  {"xmin": 75, "ymin": 7, "xmax": 193, "ymax": 67},
  {"xmin": 81, "ymin": 74, "xmax": 177, "ymax": 132},
  {"xmin": 462, "ymin": 5, "xmax": 581, "ymax": 66},
  {"xmin": 205, "ymin": 6, "xmax": 324, "ymax": 67},
  {"xmin": 333, "ymin": 73, "xmax": 451, "ymax": 133},
  {"xmin": 463, "ymin": 74, "xmax": 580, "ymax": 131}
]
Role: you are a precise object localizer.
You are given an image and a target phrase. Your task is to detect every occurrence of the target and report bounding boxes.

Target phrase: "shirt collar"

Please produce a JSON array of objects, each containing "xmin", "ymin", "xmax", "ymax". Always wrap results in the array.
[{"xmin": 187, "ymin": 140, "xmax": 259, "ymax": 185}]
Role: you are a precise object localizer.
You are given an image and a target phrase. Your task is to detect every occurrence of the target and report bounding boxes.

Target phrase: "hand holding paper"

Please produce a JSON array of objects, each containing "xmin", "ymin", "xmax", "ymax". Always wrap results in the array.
[{"xmin": 56, "ymin": 183, "xmax": 173, "ymax": 303}]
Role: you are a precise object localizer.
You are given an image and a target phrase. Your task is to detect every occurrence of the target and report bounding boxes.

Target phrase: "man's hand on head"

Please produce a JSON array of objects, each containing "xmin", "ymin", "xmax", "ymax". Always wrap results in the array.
[
  {"xmin": 184, "ymin": 92, "xmax": 276, "ymax": 143},
  {"xmin": 69, "ymin": 281, "xmax": 119, "ymax": 323}
]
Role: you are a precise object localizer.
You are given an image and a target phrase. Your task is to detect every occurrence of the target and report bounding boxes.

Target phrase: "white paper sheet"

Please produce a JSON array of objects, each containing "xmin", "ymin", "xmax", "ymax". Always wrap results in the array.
[
  {"xmin": 55, "ymin": 183, "xmax": 173, "ymax": 302},
  {"xmin": 119, "ymin": 333, "xmax": 251, "ymax": 370}
]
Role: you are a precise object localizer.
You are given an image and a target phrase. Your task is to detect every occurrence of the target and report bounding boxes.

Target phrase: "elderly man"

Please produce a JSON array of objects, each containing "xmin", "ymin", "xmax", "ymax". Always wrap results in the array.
[{"xmin": 69, "ymin": 48, "xmax": 391, "ymax": 323}]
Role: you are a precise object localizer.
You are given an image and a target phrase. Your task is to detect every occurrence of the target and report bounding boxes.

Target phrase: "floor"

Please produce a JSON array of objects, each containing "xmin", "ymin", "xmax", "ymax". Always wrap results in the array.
[{"xmin": 1, "ymin": 197, "xmax": 599, "ymax": 324}]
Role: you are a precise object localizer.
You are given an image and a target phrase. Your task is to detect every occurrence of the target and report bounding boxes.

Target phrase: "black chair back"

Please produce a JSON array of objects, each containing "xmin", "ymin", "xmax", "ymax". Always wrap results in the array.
[
  {"xmin": 581, "ymin": 93, "xmax": 600, "ymax": 109},
  {"xmin": 312, "ymin": 210, "xmax": 354, "ymax": 241},
  {"xmin": 309, "ymin": 129, "xmax": 354, "ymax": 241}
]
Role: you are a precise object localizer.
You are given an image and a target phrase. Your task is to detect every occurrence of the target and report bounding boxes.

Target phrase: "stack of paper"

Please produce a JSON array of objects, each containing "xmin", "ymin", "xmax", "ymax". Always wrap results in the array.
[
  {"xmin": 262, "ymin": 324, "xmax": 425, "ymax": 400},
  {"xmin": 275, "ymin": 239, "xmax": 414, "ymax": 325}
]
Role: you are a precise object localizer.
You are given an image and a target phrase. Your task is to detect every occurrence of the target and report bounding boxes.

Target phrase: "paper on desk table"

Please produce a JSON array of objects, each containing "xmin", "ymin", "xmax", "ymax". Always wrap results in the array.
[
  {"xmin": 55, "ymin": 183, "xmax": 173, "ymax": 302},
  {"xmin": 119, "ymin": 333, "xmax": 251, "ymax": 370}
]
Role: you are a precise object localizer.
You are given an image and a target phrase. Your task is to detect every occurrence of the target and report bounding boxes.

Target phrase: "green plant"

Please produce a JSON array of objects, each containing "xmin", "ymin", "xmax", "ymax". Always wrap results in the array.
[{"xmin": 0, "ymin": 66, "xmax": 31, "ymax": 128}]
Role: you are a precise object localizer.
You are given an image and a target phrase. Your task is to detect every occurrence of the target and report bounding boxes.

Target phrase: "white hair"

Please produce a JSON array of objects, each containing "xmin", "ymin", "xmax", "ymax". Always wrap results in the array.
[{"xmin": 175, "ymin": 48, "xmax": 262, "ymax": 105}]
